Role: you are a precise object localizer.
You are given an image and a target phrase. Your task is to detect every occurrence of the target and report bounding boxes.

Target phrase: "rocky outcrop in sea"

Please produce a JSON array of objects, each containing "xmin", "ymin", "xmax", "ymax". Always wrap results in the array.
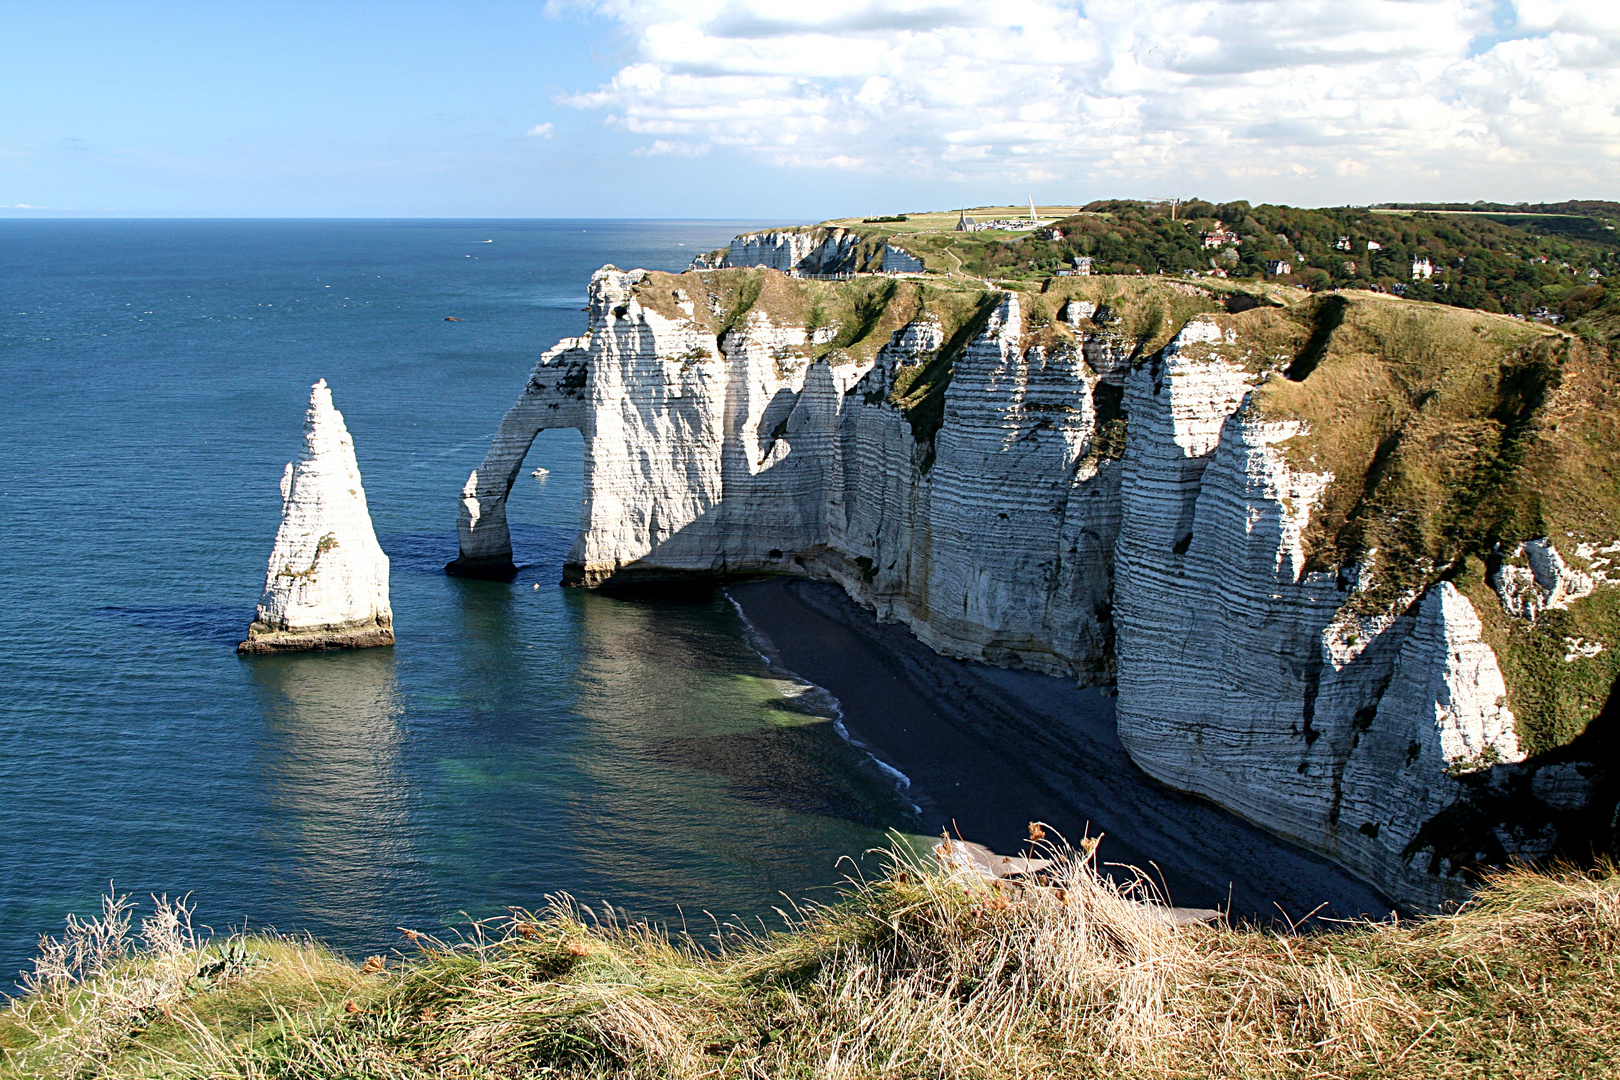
[{"xmin": 240, "ymin": 379, "xmax": 393, "ymax": 654}]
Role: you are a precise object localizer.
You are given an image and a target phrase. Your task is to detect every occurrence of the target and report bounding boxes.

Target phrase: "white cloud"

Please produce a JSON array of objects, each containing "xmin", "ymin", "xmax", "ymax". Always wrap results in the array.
[
  {"xmin": 631, "ymin": 138, "xmax": 711, "ymax": 156},
  {"xmin": 557, "ymin": 0, "xmax": 1620, "ymax": 193},
  {"xmin": 526, "ymin": 122, "xmax": 556, "ymax": 137}
]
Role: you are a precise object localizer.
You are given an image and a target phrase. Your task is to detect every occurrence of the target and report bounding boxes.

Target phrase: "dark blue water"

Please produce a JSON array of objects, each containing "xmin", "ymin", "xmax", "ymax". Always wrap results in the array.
[{"xmin": 0, "ymin": 220, "xmax": 921, "ymax": 982}]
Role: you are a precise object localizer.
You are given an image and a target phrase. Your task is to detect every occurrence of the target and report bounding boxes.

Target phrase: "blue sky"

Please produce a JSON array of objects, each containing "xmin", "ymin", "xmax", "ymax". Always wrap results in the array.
[
  {"xmin": 0, "ymin": 2, "xmax": 679, "ymax": 216},
  {"xmin": 2, "ymin": 0, "xmax": 1614, "ymax": 218}
]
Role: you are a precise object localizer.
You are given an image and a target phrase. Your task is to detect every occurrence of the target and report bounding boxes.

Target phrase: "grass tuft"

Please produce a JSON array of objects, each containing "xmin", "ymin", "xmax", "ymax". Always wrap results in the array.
[{"xmin": 5, "ymin": 849, "xmax": 1618, "ymax": 1078}]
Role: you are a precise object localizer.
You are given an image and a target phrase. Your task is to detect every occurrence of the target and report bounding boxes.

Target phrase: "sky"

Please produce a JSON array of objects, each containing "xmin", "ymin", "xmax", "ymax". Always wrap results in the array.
[{"xmin": 0, "ymin": 0, "xmax": 1615, "ymax": 218}]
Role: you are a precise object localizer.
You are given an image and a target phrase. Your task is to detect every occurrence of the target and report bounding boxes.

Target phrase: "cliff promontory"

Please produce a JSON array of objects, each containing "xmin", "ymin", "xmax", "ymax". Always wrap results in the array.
[
  {"xmin": 453, "ymin": 257, "xmax": 1618, "ymax": 910},
  {"xmin": 241, "ymin": 379, "xmax": 393, "ymax": 654}
]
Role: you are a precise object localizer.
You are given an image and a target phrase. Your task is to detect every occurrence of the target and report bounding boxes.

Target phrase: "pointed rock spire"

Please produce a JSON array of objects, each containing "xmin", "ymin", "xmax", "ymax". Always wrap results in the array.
[{"xmin": 239, "ymin": 379, "xmax": 394, "ymax": 653}]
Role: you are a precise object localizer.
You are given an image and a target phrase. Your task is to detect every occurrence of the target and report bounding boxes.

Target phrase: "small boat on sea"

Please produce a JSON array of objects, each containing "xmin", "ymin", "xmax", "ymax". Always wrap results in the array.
[{"xmin": 531, "ymin": 467, "xmax": 549, "ymax": 479}]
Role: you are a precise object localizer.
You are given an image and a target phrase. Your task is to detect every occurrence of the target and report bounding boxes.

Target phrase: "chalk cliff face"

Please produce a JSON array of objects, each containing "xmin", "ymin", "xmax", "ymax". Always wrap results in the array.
[
  {"xmin": 241, "ymin": 380, "xmax": 393, "ymax": 654},
  {"xmin": 454, "ymin": 268, "xmax": 1124, "ymax": 679},
  {"xmin": 1108, "ymin": 322, "xmax": 1532, "ymax": 906},
  {"xmin": 691, "ymin": 227, "xmax": 866, "ymax": 275},
  {"xmin": 455, "ymin": 265, "xmax": 1619, "ymax": 910}
]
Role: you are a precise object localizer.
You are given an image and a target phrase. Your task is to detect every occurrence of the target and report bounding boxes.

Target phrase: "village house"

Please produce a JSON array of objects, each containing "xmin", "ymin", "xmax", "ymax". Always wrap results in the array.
[
  {"xmin": 1265, "ymin": 259, "xmax": 1292, "ymax": 276},
  {"xmin": 1201, "ymin": 223, "xmax": 1240, "ymax": 248},
  {"xmin": 1335, "ymin": 236, "xmax": 1352, "ymax": 252},
  {"xmin": 1412, "ymin": 257, "xmax": 1434, "ymax": 280}
]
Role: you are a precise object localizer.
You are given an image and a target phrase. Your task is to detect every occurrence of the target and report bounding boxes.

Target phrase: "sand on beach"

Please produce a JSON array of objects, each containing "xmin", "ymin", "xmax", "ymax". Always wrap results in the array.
[{"xmin": 727, "ymin": 577, "xmax": 1395, "ymax": 925}]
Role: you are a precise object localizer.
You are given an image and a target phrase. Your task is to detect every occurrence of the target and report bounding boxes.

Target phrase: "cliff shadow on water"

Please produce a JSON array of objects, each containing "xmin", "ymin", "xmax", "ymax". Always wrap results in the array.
[{"xmin": 574, "ymin": 584, "xmax": 923, "ymax": 835}]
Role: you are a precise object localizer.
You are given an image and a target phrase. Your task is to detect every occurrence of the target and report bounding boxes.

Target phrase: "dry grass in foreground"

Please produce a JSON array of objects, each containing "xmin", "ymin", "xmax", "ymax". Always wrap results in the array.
[{"xmin": 2, "ymin": 840, "xmax": 1617, "ymax": 1079}]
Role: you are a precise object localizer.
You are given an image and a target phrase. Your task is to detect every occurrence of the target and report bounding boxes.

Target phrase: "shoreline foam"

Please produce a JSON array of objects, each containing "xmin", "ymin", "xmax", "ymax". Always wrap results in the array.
[{"xmin": 724, "ymin": 589, "xmax": 922, "ymax": 816}]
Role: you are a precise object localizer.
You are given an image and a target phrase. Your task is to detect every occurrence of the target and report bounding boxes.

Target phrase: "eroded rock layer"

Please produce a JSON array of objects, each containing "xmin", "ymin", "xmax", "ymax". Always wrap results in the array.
[
  {"xmin": 455, "ymin": 266, "xmax": 1620, "ymax": 910},
  {"xmin": 241, "ymin": 380, "xmax": 393, "ymax": 654}
]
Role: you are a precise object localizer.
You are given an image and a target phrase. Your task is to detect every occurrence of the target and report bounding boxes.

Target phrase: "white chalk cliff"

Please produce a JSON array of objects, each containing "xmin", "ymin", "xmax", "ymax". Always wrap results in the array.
[
  {"xmin": 454, "ymin": 266, "xmax": 1615, "ymax": 910},
  {"xmin": 690, "ymin": 227, "xmax": 865, "ymax": 275},
  {"xmin": 452, "ymin": 268, "xmax": 1121, "ymax": 679},
  {"xmin": 241, "ymin": 379, "xmax": 393, "ymax": 654},
  {"xmin": 1109, "ymin": 322, "xmax": 1527, "ymax": 907}
]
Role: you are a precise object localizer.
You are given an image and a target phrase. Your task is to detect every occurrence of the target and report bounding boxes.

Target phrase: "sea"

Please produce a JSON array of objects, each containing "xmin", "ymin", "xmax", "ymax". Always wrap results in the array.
[{"xmin": 0, "ymin": 219, "xmax": 925, "ymax": 984}]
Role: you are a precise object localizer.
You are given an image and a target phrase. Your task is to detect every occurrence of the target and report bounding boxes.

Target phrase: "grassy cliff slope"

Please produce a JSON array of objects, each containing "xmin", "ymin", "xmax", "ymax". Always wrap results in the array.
[
  {"xmin": 1215, "ymin": 292, "xmax": 1620, "ymax": 759},
  {"xmin": 4, "ymin": 850, "xmax": 1617, "ymax": 1079}
]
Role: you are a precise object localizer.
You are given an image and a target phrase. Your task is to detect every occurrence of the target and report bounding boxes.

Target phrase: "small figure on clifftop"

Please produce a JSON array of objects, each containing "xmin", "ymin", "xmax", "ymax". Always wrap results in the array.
[{"xmin": 238, "ymin": 379, "xmax": 394, "ymax": 654}]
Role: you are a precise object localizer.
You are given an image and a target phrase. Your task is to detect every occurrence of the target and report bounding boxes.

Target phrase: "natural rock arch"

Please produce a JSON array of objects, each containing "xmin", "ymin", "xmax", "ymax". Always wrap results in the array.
[{"xmin": 447, "ymin": 338, "xmax": 590, "ymax": 579}]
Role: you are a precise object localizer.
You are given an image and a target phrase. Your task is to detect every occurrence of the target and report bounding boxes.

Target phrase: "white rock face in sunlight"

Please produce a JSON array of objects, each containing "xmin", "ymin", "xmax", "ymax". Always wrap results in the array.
[
  {"xmin": 1108, "ymin": 326, "xmax": 1526, "ymax": 908},
  {"xmin": 239, "ymin": 379, "xmax": 393, "ymax": 654},
  {"xmin": 692, "ymin": 227, "xmax": 864, "ymax": 274},
  {"xmin": 451, "ymin": 268, "xmax": 1125, "ymax": 680},
  {"xmin": 453, "ymin": 262, "xmax": 1583, "ymax": 912}
]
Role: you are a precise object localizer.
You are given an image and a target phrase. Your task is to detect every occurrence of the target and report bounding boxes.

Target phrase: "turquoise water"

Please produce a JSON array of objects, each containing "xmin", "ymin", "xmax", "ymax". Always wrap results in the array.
[{"xmin": 0, "ymin": 220, "xmax": 920, "ymax": 981}]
